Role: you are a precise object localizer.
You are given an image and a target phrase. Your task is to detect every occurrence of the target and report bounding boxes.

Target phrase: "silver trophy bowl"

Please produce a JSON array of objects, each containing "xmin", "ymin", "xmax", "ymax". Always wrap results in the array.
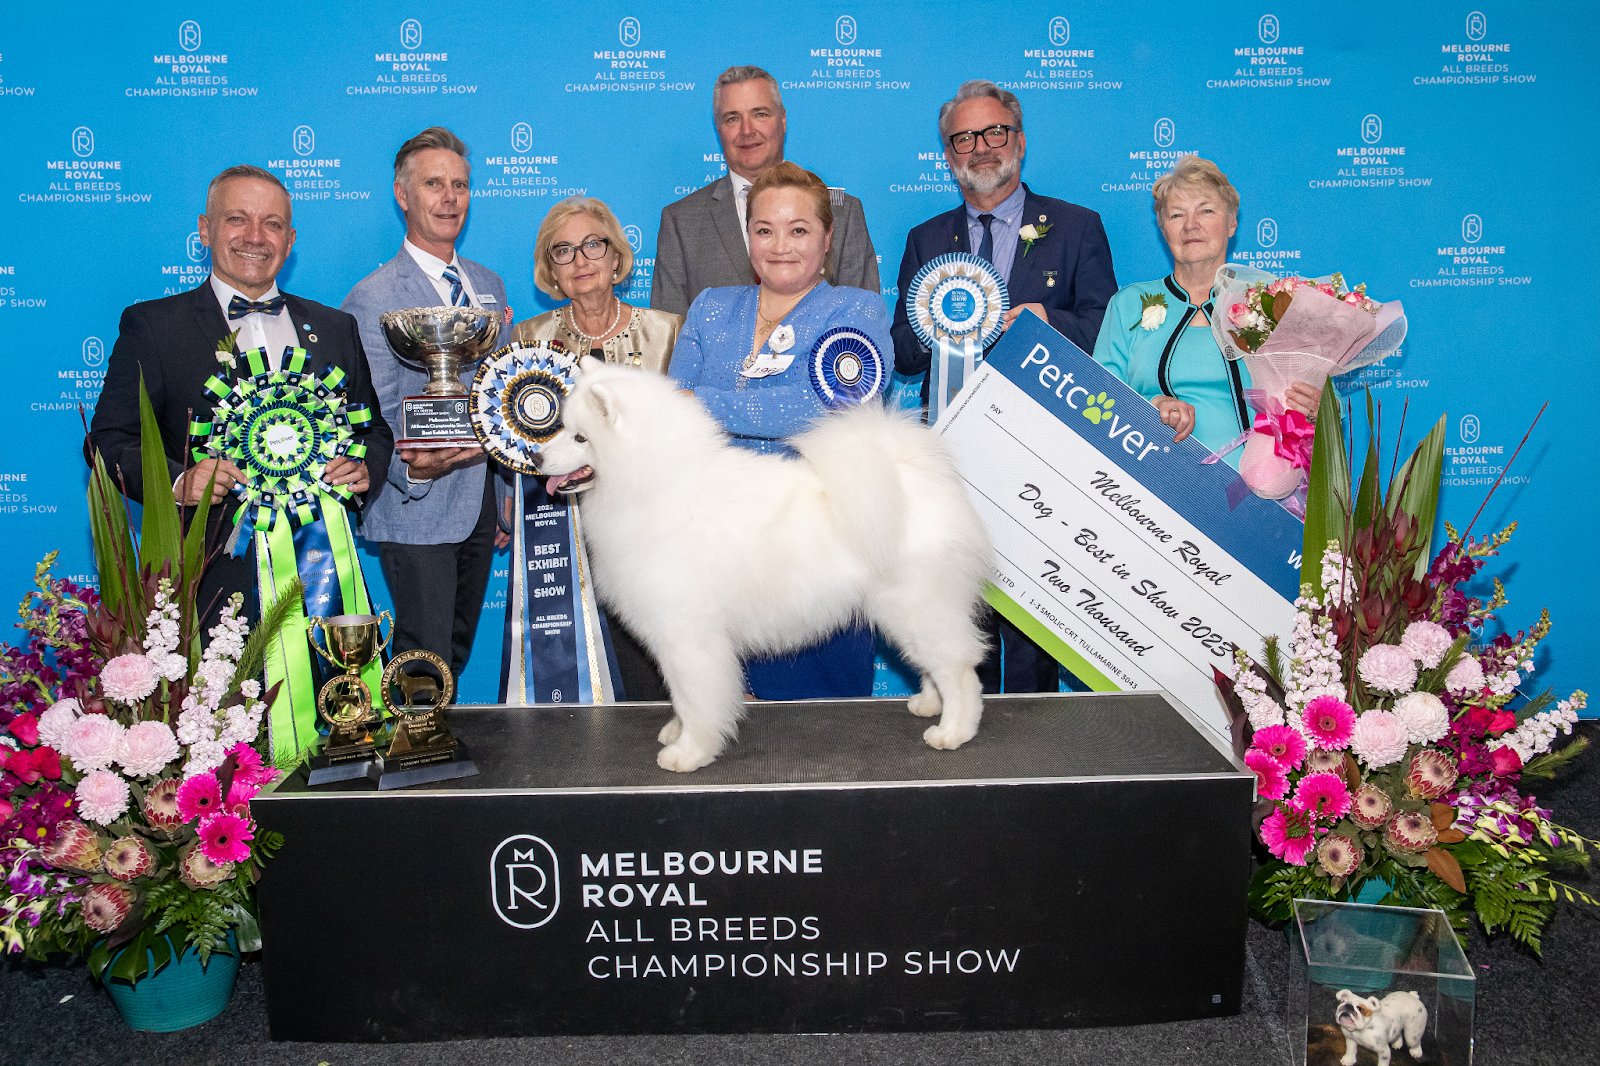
[{"xmin": 379, "ymin": 306, "xmax": 501, "ymax": 397}]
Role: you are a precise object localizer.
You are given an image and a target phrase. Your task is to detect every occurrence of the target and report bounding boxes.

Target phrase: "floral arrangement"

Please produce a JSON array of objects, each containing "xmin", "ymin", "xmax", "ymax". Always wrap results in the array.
[
  {"xmin": 0, "ymin": 381, "xmax": 297, "ymax": 984},
  {"xmin": 1220, "ymin": 392, "xmax": 1594, "ymax": 953},
  {"xmin": 1225, "ymin": 272, "xmax": 1380, "ymax": 355}
]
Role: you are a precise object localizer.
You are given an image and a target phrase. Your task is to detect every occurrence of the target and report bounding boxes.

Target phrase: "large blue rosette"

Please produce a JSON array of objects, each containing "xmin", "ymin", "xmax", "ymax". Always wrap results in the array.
[
  {"xmin": 809, "ymin": 326, "xmax": 884, "ymax": 408},
  {"xmin": 905, "ymin": 252, "xmax": 1009, "ymax": 420},
  {"xmin": 469, "ymin": 340, "xmax": 581, "ymax": 475}
]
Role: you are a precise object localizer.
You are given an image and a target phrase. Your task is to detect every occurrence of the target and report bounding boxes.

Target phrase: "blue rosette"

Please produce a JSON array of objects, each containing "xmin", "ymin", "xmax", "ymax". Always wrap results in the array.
[
  {"xmin": 905, "ymin": 252, "xmax": 1009, "ymax": 350},
  {"xmin": 808, "ymin": 326, "xmax": 883, "ymax": 408},
  {"xmin": 470, "ymin": 341, "xmax": 581, "ymax": 475}
]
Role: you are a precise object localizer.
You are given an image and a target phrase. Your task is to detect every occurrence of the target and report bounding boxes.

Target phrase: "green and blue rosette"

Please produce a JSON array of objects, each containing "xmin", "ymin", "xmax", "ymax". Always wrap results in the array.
[
  {"xmin": 906, "ymin": 252, "xmax": 1009, "ymax": 420},
  {"xmin": 808, "ymin": 326, "xmax": 884, "ymax": 409},
  {"xmin": 188, "ymin": 346, "xmax": 380, "ymax": 763}
]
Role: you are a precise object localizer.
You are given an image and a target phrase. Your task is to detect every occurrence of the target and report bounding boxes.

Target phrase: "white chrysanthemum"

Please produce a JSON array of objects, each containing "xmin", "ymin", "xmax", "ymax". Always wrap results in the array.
[{"xmin": 1392, "ymin": 691, "xmax": 1450, "ymax": 744}]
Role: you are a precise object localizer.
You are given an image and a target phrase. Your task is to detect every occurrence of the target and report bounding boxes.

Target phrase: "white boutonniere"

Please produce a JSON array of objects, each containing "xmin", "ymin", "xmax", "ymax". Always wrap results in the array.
[
  {"xmin": 215, "ymin": 328, "xmax": 241, "ymax": 368},
  {"xmin": 1018, "ymin": 221, "xmax": 1052, "ymax": 258},
  {"xmin": 769, "ymin": 324, "xmax": 795, "ymax": 353},
  {"xmin": 1131, "ymin": 292, "xmax": 1168, "ymax": 331}
]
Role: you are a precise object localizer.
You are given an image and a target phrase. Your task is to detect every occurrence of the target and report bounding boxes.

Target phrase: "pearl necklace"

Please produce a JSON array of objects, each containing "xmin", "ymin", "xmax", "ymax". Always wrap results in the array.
[{"xmin": 567, "ymin": 298, "xmax": 622, "ymax": 350}]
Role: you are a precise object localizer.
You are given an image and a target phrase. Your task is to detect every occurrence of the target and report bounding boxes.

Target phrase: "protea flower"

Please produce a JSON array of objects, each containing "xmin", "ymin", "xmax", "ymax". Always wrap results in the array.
[
  {"xmin": 1351, "ymin": 784, "xmax": 1393, "ymax": 829},
  {"xmin": 1384, "ymin": 810, "xmax": 1439, "ymax": 854},
  {"xmin": 178, "ymin": 842, "xmax": 234, "ymax": 890},
  {"xmin": 1406, "ymin": 749, "xmax": 1459, "ymax": 800},
  {"xmin": 40, "ymin": 820, "xmax": 103, "ymax": 874},
  {"xmin": 1317, "ymin": 834, "xmax": 1363, "ymax": 877},
  {"xmin": 142, "ymin": 777, "xmax": 184, "ymax": 830},
  {"xmin": 1305, "ymin": 748, "xmax": 1343, "ymax": 775},
  {"xmin": 81, "ymin": 881, "xmax": 136, "ymax": 933},
  {"xmin": 102, "ymin": 836, "xmax": 158, "ymax": 882}
]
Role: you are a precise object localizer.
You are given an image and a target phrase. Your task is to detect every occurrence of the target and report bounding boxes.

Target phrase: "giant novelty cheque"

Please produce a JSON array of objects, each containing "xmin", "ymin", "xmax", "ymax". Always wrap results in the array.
[{"xmin": 936, "ymin": 312, "xmax": 1304, "ymax": 742}]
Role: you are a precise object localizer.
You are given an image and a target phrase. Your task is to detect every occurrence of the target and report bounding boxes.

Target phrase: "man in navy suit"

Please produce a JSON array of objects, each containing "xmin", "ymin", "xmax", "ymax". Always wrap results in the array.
[
  {"xmin": 89, "ymin": 165, "xmax": 392, "ymax": 631},
  {"xmin": 342, "ymin": 127, "xmax": 512, "ymax": 677},
  {"xmin": 891, "ymin": 79, "xmax": 1118, "ymax": 692}
]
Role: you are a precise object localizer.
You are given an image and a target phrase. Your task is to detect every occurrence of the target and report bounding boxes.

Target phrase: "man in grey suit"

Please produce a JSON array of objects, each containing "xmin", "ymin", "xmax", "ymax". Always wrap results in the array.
[
  {"xmin": 342, "ymin": 127, "xmax": 512, "ymax": 677},
  {"xmin": 650, "ymin": 65, "xmax": 880, "ymax": 316}
]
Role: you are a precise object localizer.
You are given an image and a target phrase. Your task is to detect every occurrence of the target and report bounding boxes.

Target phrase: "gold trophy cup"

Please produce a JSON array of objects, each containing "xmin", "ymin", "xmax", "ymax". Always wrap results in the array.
[{"xmin": 307, "ymin": 612, "xmax": 393, "ymax": 774}]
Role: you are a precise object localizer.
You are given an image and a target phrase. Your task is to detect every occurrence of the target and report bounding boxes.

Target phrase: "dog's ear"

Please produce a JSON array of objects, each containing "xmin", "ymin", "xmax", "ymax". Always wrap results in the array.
[
  {"xmin": 1359, "ymin": 997, "xmax": 1379, "ymax": 1015},
  {"xmin": 586, "ymin": 380, "xmax": 619, "ymax": 426}
]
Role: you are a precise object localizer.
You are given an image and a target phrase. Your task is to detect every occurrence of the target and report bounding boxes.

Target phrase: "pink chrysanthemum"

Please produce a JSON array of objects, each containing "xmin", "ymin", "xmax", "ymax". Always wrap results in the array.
[
  {"xmin": 1302, "ymin": 696, "xmax": 1357, "ymax": 750},
  {"xmin": 1400, "ymin": 621, "xmax": 1453, "ymax": 669},
  {"xmin": 1292, "ymin": 771, "xmax": 1352, "ymax": 821},
  {"xmin": 1350, "ymin": 710, "xmax": 1410, "ymax": 769},
  {"xmin": 1358, "ymin": 644, "xmax": 1419, "ymax": 694},
  {"xmin": 175, "ymin": 773, "xmax": 223, "ymax": 823},
  {"xmin": 197, "ymin": 812, "xmax": 254, "ymax": 865},
  {"xmin": 1244, "ymin": 749, "xmax": 1289, "ymax": 800},
  {"xmin": 75, "ymin": 769, "xmax": 131, "ymax": 825},
  {"xmin": 1260, "ymin": 808, "xmax": 1319, "ymax": 866},
  {"xmin": 1445, "ymin": 656, "xmax": 1486, "ymax": 695},
  {"xmin": 1251, "ymin": 725, "xmax": 1308, "ymax": 770}
]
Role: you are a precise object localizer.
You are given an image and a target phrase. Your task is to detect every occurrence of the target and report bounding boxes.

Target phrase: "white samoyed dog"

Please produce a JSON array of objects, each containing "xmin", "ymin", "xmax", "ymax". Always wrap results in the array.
[{"xmin": 536, "ymin": 359, "xmax": 992, "ymax": 773}]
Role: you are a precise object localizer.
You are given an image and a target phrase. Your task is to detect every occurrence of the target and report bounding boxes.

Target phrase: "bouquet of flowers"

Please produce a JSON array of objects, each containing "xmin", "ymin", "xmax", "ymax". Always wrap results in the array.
[
  {"xmin": 1209, "ymin": 265, "xmax": 1407, "ymax": 506},
  {"xmin": 0, "ymin": 380, "xmax": 298, "ymax": 984},
  {"xmin": 1219, "ymin": 392, "xmax": 1594, "ymax": 953}
]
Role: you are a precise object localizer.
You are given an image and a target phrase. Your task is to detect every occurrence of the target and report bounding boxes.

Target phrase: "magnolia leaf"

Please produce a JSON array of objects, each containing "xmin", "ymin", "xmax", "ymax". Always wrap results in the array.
[
  {"xmin": 1437, "ymin": 829, "xmax": 1467, "ymax": 844},
  {"xmin": 137, "ymin": 372, "xmax": 184, "ymax": 583},
  {"xmin": 1342, "ymin": 752, "xmax": 1362, "ymax": 790},
  {"xmin": 1302, "ymin": 384, "xmax": 1351, "ymax": 598},
  {"xmin": 1425, "ymin": 847, "xmax": 1467, "ymax": 893},
  {"xmin": 1386, "ymin": 413, "xmax": 1447, "ymax": 580},
  {"xmin": 1428, "ymin": 803, "xmax": 1457, "ymax": 832}
]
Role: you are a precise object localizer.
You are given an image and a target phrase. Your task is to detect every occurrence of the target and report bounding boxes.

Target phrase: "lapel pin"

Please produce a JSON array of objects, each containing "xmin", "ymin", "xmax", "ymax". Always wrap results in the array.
[
  {"xmin": 1039, "ymin": 214, "xmax": 1047, "ymax": 222},
  {"xmin": 308, "ymin": 334, "xmax": 318, "ymax": 343}
]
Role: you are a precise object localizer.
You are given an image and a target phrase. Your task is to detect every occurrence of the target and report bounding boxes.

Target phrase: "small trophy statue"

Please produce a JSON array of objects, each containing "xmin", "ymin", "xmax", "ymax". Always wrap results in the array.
[
  {"xmin": 379, "ymin": 305, "xmax": 502, "ymax": 450},
  {"xmin": 305, "ymin": 612, "xmax": 393, "ymax": 786},
  {"xmin": 374, "ymin": 649, "xmax": 479, "ymax": 789}
]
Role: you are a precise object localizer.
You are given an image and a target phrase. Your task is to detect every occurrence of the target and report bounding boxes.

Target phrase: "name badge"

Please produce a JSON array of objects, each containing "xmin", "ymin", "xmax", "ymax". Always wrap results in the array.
[
  {"xmin": 479, "ymin": 294, "xmax": 498, "ymax": 306},
  {"xmin": 741, "ymin": 350, "xmax": 797, "ymax": 378}
]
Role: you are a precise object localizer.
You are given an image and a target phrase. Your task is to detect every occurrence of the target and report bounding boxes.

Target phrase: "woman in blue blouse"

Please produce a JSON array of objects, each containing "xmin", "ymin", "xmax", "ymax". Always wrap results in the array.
[
  {"xmin": 670, "ymin": 161, "xmax": 892, "ymax": 700},
  {"xmin": 1093, "ymin": 157, "xmax": 1318, "ymax": 465}
]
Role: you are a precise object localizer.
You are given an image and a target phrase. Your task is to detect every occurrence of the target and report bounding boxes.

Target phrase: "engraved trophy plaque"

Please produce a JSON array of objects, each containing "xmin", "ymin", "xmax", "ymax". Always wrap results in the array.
[
  {"xmin": 305, "ymin": 611, "xmax": 393, "ymax": 786},
  {"xmin": 374, "ymin": 649, "xmax": 479, "ymax": 789},
  {"xmin": 380, "ymin": 305, "xmax": 501, "ymax": 450}
]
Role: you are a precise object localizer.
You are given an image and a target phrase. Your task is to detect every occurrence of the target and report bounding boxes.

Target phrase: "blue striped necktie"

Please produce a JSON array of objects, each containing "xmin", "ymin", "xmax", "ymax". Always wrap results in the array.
[{"xmin": 441, "ymin": 263, "xmax": 470, "ymax": 307}]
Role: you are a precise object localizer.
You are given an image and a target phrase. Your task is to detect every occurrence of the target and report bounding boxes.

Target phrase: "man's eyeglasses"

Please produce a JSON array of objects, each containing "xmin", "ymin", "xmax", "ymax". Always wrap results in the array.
[
  {"xmin": 550, "ymin": 237, "xmax": 611, "ymax": 264},
  {"xmin": 948, "ymin": 124, "xmax": 1016, "ymax": 154}
]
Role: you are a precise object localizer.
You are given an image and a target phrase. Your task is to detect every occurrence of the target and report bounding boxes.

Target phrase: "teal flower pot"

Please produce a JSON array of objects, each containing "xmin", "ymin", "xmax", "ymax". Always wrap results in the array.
[{"xmin": 103, "ymin": 929, "xmax": 240, "ymax": 1032}]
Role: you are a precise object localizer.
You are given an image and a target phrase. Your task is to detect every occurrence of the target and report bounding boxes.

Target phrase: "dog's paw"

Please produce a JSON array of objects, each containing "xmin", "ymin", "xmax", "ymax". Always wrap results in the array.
[
  {"xmin": 907, "ymin": 689, "xmax": 942, "ymax": 718},
  {"xmin": 657, "ymin": 717, "xmax": 683, "ymax": 745},
  {"xmin": 657, "ymin": 741, "xmax": 717, "ymax": 773},
  {"xmin": 923, "ymin": 723, "xmax": 976, "ymax": 750}
]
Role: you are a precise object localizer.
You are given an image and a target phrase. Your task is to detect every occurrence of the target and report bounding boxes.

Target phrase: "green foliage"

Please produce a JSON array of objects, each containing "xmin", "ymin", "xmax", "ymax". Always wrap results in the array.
[
  {"xmin": 1522, "ymin": 736, "xmax": 1590, "ymax": 780},
  {"xmin": 228, "ymin": 578, "xmax": 304, "ymax": 693},
  {"xmin": 136, "ymin": 373, "xmax": 184, "ymax": 582},
  {"xmin": 1385, "ymin": 413, "xmax": 1446, "ymax": 580},
  {"xmin": 86, "ymin": 447, "xmax": 141, "ymax": 626},
  {"xmin": 1301, "ymin": 386, "xmax": 1352, "ymax": 599}
]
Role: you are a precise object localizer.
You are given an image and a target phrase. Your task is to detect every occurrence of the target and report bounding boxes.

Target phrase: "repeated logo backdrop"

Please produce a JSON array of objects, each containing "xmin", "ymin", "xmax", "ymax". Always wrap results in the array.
[{"xmin": 0, "ymin": 2, "xmax": 1593, "ymax": 708}]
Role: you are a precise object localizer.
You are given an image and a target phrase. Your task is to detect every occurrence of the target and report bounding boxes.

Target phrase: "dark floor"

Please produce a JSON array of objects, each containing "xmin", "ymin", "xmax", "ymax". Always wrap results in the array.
[{"xmin": 5, "ymin": 722, "xmax": 1597, "ymax": 1066}]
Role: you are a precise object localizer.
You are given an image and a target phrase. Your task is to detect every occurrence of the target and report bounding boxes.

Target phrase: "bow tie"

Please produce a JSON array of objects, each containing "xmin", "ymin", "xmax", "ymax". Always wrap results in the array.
[{"xmin": 227, "ymin": 294, "xmax": 286, "ymax": 319}]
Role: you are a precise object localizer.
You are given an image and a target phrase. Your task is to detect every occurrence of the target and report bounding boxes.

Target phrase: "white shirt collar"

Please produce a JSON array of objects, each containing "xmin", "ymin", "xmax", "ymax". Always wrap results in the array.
[
  {"xmin": 209, "ymin": 274, "xmax": 281, "ymax": 308},
  {"xmin": 403, "ymin": 239, "xmax": 462, "ymax": 281}
]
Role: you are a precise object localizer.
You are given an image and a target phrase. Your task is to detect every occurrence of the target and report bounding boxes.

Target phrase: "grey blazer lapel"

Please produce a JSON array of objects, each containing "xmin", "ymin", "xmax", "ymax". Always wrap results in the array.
[
  {"xmin": 393, "ymin": 249, "xmax": 446, "ymax": 308},
  {"xmin": 708, "ymin": 177, "xmax": 753, "ymax": 285}
]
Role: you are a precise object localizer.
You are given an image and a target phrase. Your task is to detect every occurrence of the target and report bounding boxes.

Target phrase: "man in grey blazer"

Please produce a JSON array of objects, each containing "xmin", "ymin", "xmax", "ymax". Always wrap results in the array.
[
  {"xmin": 342, "ymin": 127, "xmax": 512, "ymax": 677},
  {"xmin": 650, "ymin": 65, "xmax": 880, "ymax": 316}
]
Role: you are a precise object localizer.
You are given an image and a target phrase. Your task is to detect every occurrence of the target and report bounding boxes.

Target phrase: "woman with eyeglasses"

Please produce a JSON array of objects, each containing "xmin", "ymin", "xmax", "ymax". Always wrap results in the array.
[{"xmin": 511, "ymin": 196, "xmax": 681, "ymax": 372}]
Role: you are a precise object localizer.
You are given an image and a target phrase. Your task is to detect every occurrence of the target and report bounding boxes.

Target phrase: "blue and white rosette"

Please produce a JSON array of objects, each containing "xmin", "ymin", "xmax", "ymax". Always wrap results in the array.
[
  {"xmin": 905, "ymin": 252, "xmax": 1009, "ymax": 421},
  {"xmin": 470, "ymin": 341, "xmax": 620, "ymax": 707},
  {"xmin": 808, "ymin": 326, "xmax": 884, "ymax": 408}
]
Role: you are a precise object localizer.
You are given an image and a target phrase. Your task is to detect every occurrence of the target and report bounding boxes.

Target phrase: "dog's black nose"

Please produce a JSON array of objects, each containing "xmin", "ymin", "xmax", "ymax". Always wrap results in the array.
[{"xmin": 529, "ymin": 451, "xmax": 542, "ymax": 471}]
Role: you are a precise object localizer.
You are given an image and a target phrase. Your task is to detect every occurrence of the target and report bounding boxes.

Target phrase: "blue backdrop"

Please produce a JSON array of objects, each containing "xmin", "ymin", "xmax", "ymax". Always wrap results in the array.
[{"xmin": 1, "ymin": 2, "xmax": 1593, "ymax": 709}]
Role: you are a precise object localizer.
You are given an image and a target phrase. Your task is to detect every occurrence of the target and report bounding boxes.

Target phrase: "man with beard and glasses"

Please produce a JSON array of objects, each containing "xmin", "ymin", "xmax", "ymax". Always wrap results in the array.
[
  {"xmin": 890, "ymin": 79, "xmax": 1117, "ymax": 694},
  {"xmin": 89, "ymin": 165, "xmax": 392, "ymax": 633}
]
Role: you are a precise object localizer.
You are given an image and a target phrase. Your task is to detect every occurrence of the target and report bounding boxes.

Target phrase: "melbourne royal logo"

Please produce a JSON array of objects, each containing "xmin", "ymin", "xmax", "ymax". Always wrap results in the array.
[
  {"xmin": 511, "ymin": 122, "xmax": 534, "ymax": 154},
  {"xmin": 82, "ymin": 338, "xmax": 104, "ymax": 368},
  {"xmin": 1256, "ymin": 218, "xmax": 1278, "ymax": 248},
  {"xmin": 1466, "ymin": 11, "xmax": 1487, "ymax": 41},
  {"xmin": 835, "ymin": 15, "xmax": 857, "ymax": 45},
  {"xmin": 1459, "ymin": 415, "xmax": 1480, "ymax": 444},
  {"xmin": 1258, "ymin": 14, "xmax": 1280, "ymax": 44},
  {"xmin": 1153, "ymin": 118, "xmax": 1175, "ymax": 148},
  {"xmin": 401, "ymin": 18, "xmax": 422, "ymax": 49},
  {"xmin": 292, "ymin": 125, "xmax": 315, "ymax": 156},
  {"xmin": 71, "ymin": 127, "xmax": 94, "ymax": 158},
  {"xmin": 1462, "ymin": 214, "xmax": 1482, "ymax": 244},
  {"xmin": 1361, "ymin": 114, "xmax": 1383, "ymax": 144},
  {"xmin": 186, "ymin": 232, "xmax": 208, "ymax": 262},
  {"xmin": 1048, "ymin": 16, "xmax": 1070, "ymax": 46},
  {"xmin": 619, "ymin": 16, "xmax": 641, "ymax": 48},
  {"xmin": 178, "ymin": 20, "xmax": 202, "ymax": 52},
  {"xmin": 492, "ymin": 835, "xmax": 560, "ymax": 929},
  {"xmin": 623, "ymin": 224, "xmax": 643, "ymax": 253}
]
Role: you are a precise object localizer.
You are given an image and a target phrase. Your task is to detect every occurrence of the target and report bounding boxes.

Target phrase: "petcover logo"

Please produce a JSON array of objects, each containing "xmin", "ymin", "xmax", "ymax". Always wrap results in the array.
[{"xmin": 491, "ymin": 835, "xmax": 560, "ymax": 929}]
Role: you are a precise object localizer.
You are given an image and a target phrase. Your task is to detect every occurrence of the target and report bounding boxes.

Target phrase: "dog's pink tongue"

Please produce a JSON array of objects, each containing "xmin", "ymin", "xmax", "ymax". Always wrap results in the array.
[{"xmin": 547, "ymin": 467, "xmax": 591, "ymax": 494}]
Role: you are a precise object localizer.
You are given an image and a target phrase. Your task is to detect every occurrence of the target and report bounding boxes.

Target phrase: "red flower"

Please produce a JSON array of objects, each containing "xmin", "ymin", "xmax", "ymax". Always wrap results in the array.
[
  {"xmin": 1487, "ymin": 711, "xmax": 1517, "ymax": 735},
  {"xmin": 1490, "ymin": 746, "xmax": 1523, "ymax": 777},
  {"xmin": 5, "ymin": 746, "xmax": 62, "ymax": 785},
  {"xmin": 8, "ymin": 713, "xmax": 39, "ymax": 746}
]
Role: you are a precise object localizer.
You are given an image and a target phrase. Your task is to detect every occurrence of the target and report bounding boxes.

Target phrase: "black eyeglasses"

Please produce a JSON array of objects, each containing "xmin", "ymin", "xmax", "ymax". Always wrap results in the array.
[
  {"xmin": 549, "ymin": 237, "xmax": 611, "ymax": 264},
  {"xmin": 948, "ymin": 124, "xmax": 1016, "ymax": 154}
]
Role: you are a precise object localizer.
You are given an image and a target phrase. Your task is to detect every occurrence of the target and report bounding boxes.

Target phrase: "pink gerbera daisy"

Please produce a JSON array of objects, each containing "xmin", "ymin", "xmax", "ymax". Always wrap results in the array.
[
  {"xmin": 1301, "ymin": 696, "xmax": 1356, "ymax": 751},
  {"xmin": 175, "ymin": 773, "xmax": 223, "ymax": 823},
  {"xmin": 1260, "ymin": 808, "xmax": 1319, "ymax": 866},
  {"xmin": 1251, "ymin": 725, "xmax": 1308, "ymax": 770},
  {"xmin": 1291, "ymin": 771, "xmax": 1352, "ymax": 821},
  {"xmin": 196, "ymin": 812, "xmax": 254, "ymax": 865},
  {"xmin": 1244, "ymin": 749, "xmax": 1289, "ymax": 800}
]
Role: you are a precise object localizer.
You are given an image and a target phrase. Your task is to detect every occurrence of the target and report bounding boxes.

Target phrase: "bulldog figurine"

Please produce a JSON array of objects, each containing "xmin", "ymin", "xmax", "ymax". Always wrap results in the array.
[{"xmin": 1334, "ymin": 988, "xmax": 1427, "ymax": 1066}]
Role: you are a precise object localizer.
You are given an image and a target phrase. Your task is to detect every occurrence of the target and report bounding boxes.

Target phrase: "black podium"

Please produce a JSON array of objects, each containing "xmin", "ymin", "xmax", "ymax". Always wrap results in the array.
[{"xmin": 252, "ymin": 692, "xmax": 1253, "ymax": 1041}]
